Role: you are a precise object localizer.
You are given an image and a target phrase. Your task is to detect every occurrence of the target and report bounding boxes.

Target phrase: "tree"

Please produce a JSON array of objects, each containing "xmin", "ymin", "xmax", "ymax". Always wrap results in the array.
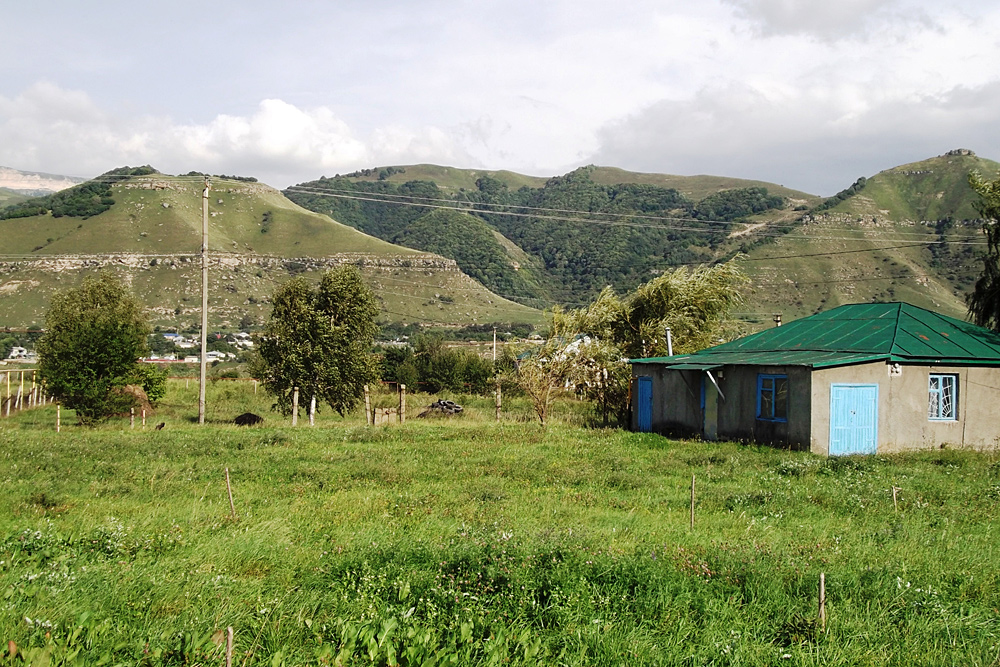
[
  {"xmin": 515, "ymin": 260, "xmax": 748, "ymax": 425},
  {"xmin": 966, "ymin": 171, "xmax": 1000, "ymax": 331},
  {"xmin": 37, "ymin": 273, "xmax": 162, "ymax": 422},
  {"xmin": 251, "ymin": 266, "xmax": 380, "ymax": 417}
]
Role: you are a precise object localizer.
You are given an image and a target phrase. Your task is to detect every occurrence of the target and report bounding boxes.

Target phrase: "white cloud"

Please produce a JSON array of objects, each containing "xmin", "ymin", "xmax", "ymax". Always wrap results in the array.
[
  {"xmin": 723, "ymin": 0, "xmax": 913, "ymax": 38},
  {"xmin": 0, "ymin": 84, "xmax": 473, "ymax": 186},
  {"xmin": 594, "ymin": 80, "xmax": 1000, "ymax": 195}
]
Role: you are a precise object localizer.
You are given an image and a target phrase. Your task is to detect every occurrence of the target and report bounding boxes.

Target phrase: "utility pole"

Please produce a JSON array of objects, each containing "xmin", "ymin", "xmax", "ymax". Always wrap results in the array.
[{"xmin": 199, "ymin": 177, "xmax": 210, "ymax": 425}]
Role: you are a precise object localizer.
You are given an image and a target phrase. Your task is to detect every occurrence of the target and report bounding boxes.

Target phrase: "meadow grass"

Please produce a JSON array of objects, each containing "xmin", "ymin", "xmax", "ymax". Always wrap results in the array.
[{"xmin": 2, "ymin": 381, "xmax": 1000, "ymax": 665}]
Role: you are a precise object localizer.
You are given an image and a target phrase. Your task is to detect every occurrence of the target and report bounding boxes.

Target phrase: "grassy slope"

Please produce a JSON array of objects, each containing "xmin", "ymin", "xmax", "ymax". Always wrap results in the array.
[
  {"xmin": 346, "ymin": 164, "xmax": 549, "ymax": 194},
  {"xmin": 2, "ymin": 385, "xmax": 1000, "ymax": 665},
  {"xmin": 734, "ymin": 152, "xmax": 1000, "ymax": 323},
  {"xmin": 0, "ymin": 175, "xmax": 542, "ymax": 328},
  {"xmin": 829, "ymin": 153, "xmax": 1000, "ymax": 222},
  {"xmin": 587, "ymin": 166, "xmax": 821, "ymax": 203},
  {"xmin": 740, "ymin": 234, "xmax": 970, "ymax": 322},
  {"xmin": 0, "ymin": 188, "xmax": 27, "ymax": 207}
]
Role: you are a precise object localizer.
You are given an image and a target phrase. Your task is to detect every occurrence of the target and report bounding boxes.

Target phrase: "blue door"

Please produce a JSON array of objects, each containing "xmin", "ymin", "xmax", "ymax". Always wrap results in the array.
[
  {"xmin": 829, "ymin": 384, "xmax": 878, "ymax": 455},
  {"xmin": 636, "ymin": 376, "xmax": 653, "ymax": 432}
]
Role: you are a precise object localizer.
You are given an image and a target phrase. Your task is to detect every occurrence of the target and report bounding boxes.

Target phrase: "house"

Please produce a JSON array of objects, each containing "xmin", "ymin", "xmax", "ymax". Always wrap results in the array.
[{"xmin": 630, "ymin": 302, "xmax": 1000, "ymax": 455}]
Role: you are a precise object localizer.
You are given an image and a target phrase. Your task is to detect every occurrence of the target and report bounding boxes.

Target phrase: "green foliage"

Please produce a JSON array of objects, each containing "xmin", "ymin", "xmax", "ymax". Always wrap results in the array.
[
  {"xmin": 36, "ymin": 273, "xmax": 152, "ymax": 422},
  {"xmin": 393, "ymin": 208, "xmax": 547, "ymax": 303},
  {"xmin": 129, "ymin": 363, "xmax": 168, "ymax": 403},
  {"xmin": 286, "ymin": 168, "xmax": 784, "ymax": 305},
  {"xmin": 692, "ymin": 186, "xmax": 785, "ymax": 220},
  {"xmin": 379, "ymin": 336, "xmax": 497, "ymax": 395},
  {"xmin": 966, "ymin": 171, "xmax": 1000, "ymax": 331},
  {"xmin": 525, "ymin": 259, "xmax": 749, "ymax": 424},
  {"xmin": 813, "ymin": 176, "xmax": 867, "ymax": 212},
  {"xmin": 251, "ymin": 266, "xmax": 380, "ymax": 416}
]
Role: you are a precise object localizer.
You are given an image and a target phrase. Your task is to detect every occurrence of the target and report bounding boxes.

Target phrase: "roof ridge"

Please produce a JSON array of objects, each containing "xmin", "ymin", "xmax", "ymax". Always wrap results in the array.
[{"xmin": 888, "ymin": 302, "xmax": 903, "ymax": 355}]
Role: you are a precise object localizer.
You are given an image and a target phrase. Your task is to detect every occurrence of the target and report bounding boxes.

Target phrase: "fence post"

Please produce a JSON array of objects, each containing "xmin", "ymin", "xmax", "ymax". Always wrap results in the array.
[
  {"xmin": 309, "ymin": 395, "xmax": 316, "ymax": 427},
  {"xmin": 819, "ymin": 572, "xmax": 827, "ymax": 632},
  {"xmin": 56, "ymin": 404, "xmax": 61, "ymax": 433},
  {"xmin": 399, "ymin": 384, "xmax": 406, "ymax": 423},
  {"xmin": 690, "ymin": 474, "xmax": 696, "ymax": 530},
  {"xmin": 291, "ymin": 387, "xmax": 299, "ymax": 427},
  {"xmin": 364, "ymin": 384, "xmax": 372, "ymax": 425},
  {"xmin": 495, "ymin": 382, "xmax": 502, "ymax": 421},
  {"xmin": 130, "ymin": 407, "xmax": 135, "ymax": 429}
]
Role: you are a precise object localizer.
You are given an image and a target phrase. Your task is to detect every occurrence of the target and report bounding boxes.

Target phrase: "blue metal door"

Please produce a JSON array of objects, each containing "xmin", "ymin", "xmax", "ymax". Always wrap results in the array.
[
  {"xmin": 636, "ymin": 376, "xmax": 653, "ymax": 432},
  {"xmin": 829, "ymin": 384, "xmax": 878, "ymax": 455}
]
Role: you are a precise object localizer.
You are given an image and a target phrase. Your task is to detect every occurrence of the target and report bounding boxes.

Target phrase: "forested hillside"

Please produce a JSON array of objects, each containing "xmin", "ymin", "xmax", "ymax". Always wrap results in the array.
[{"xmin": 286, "ymin": 166, "xmax": 790, "ymax": 304}]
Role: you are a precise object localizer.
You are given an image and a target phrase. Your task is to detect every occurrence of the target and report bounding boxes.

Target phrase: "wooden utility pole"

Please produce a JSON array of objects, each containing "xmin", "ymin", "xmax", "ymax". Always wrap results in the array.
[{"xmin": 199, "ymin": 177, "xmax": 210, "ymax": 425}]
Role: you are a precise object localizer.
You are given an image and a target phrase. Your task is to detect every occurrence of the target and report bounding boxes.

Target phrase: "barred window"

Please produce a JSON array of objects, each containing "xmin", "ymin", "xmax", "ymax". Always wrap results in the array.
[{"xmin": 928, "ymin": 374, "xmax": 957, "ymax": 421}]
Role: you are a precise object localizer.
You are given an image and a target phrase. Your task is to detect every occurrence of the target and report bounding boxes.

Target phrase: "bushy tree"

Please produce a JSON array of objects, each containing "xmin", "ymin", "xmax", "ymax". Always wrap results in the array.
[
  {"xmin": 251, "ymin": 266, "xmax": 380, "ymax": 416},
  {"xmin": 37, "ymin": 273, "xmax": 162, "ymax": 422},
  {"xmin": 516, "ymin": 259, "xmax": 748, "ymax": 425},
  {"xmin": 966, "ymin": 171, "xmax": 1000, "ymax": 331}
]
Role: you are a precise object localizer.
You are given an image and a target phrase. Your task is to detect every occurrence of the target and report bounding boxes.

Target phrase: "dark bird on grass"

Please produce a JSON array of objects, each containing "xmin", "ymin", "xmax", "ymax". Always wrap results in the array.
[{"xmin": 155, "ymin": 422, "xmax": 165, "ymax": 430}]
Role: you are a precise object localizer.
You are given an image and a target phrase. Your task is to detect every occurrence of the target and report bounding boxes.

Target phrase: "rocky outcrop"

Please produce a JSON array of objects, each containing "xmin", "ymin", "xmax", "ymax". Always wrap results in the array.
[{"xmin": 0, "ymin": 252, "xmax": 459, "ymax": 276}]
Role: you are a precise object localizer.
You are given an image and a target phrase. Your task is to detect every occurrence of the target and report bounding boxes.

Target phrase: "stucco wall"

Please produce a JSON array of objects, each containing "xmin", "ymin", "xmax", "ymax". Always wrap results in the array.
[{"xmin": 810, "ymin": 363, "xmax": 1000, "ymax": 455}]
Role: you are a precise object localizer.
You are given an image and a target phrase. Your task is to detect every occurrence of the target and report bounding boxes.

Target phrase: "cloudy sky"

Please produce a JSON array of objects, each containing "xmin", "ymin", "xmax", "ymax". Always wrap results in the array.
[{"xmin": 2, "ymin": 0, "xmax": 998, "ymax": 195}]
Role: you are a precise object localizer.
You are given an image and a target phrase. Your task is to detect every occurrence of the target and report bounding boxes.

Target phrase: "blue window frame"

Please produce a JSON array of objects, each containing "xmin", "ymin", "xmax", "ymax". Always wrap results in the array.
[
  {"xmin": 757, "ymin": 374, "xmax": 788, "ymax": 422},
  {"xmin": 928, "ymin": 374, "xmax": 957, "ymax": 421}
]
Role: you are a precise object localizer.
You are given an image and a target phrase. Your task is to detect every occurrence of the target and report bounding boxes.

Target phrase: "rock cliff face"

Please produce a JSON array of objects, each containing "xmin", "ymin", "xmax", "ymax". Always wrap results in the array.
[
  {"xmin": 0, "ymin": 252, "xmax": 459, "ymax": 275},
  {"xmin": 0, "ymin": 166, "xmax": 85, "ymax": 193}
]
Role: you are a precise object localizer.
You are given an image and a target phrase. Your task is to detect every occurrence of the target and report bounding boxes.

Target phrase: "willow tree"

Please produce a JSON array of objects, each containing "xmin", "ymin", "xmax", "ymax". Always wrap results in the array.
[
  {"xmin": 516, "ymin": 259, "xmax": 749, "ymax": 425},
  {"xmin": 967, "ymin": 172, "xmax": 1000, "ymax": 331},
  {"xmin": 251, "ymin": 266, "xmax": 380, "ymax": 419}
]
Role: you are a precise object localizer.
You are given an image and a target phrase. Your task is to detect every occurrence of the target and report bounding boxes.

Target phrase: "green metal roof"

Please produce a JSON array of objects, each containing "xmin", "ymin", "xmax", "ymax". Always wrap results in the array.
[{"xmin": 631, "ymin": 302, "xmax": 1000, "ymax": 369}]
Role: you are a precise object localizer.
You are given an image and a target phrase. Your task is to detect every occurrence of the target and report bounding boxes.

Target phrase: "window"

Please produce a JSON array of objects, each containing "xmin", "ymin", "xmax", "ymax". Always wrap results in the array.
[
  {"xmin": 757, "ymin": 374, "xmax": 788, "ymax": 422},
  {"xmin": 928, "ymin": 374, "xmax": 957, "ymax": 420}
]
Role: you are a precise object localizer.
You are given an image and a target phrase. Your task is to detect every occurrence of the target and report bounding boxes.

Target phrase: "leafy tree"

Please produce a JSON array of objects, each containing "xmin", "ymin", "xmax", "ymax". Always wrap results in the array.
[
  {"xmin": 517, "ymin": 259, "xmax": 748, "ymax": 425},
  {"xmin": 37, "ymin": 274, "xmax": 161, "ymax": 422},
  {"xmin": 966, "ymin": 171, "xmax": 1000, "ymax": 331},
  {"xmin": 251, "ymin": 267, "xmax": 380, "ymax": 417}
]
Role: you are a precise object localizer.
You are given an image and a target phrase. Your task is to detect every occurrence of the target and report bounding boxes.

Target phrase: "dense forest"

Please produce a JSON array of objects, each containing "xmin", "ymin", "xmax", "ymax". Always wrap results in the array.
[{"xmin": 285, "ymin": 166, "xmax": 787, "ymax": 304}]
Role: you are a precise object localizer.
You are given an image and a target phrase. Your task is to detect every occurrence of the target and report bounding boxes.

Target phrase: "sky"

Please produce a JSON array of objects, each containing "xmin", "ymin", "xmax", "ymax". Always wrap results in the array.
[{"xmin": 2, "ymin": 0, "xmax": 999, "ymax": 196}]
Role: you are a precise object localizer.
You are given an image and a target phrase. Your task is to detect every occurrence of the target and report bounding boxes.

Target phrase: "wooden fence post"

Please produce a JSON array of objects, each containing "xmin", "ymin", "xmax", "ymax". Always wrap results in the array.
[
  {"xmin": 56, "ymin": 404, "xmax": 61, "ymax": 433},
  {"xmin": 291, "ymin": 387, "xmax": 299, "ymax": 427},
  {"xmin": 225, "ymin": 467, "xmax": 237, "ymax": 520},
  {"xmin": 130, "ymin": 407, "xmax": 135, "ymax": 429},
  {"xmin": 309, "ymin": 395, "xmax": 316, "ymax": 427},
  {"xmin": 690, "ymin": 474, "xmax": 696, "ymax": 530},
  {"xmin": 364, "ymin": 384, "xmax": 372, "ymax": 425},
  {"xmin": 495, "ymin": 382, "xmax": 502, "ymax": 421},
  {"xmin": 819, "ymin": 572, "xmax": 827, "ymax": 632},
  {"xmin": 399, "ymin": 384, "xmax": 406, "ymax": 423}
]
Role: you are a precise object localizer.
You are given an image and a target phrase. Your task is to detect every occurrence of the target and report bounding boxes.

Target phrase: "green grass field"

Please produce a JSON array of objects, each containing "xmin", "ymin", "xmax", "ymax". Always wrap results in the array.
[{"xmin": 2, "ymin": 382, "xmax": 1000, "ymax": 665}]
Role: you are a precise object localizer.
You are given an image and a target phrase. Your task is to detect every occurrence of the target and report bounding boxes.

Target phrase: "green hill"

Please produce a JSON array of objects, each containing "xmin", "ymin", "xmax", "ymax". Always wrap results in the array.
[
  {"xmin": 392, "ymin": 208, "xmax": 549, "ymax": 306},
  {"xmin": 0, "ymin": 188, "xmax": 27, "ymax": 207},
  {"xmin": 289, "ymin": 155, "xmax": 998, "ymax": 325},
  {"xmin": 820, "ymin": 150, "xmax": 1000, "ymax": 222},
  {"xmin": 0, "ymin": 170, "xmax": 542, "ymax": 330},
  {"xmin": 287, "ymin": 165, "xmax": 796, "ymax": 304}
]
